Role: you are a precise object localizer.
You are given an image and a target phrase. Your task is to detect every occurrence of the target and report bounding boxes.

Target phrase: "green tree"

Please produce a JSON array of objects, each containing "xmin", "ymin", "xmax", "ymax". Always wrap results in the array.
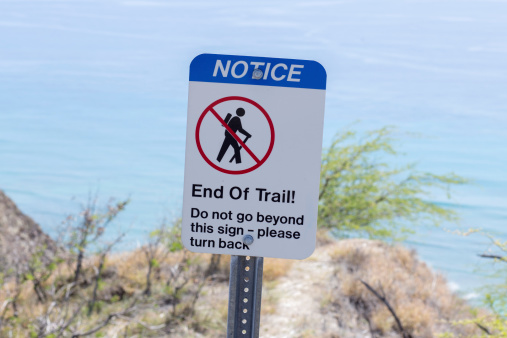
[
  {"xmin": 480, "ymin": 235, "xmax": 507, "ymax": 315},
  {"xmin": 318, "ymin": 127, "xmax": 466, "ymax": 239},
  {"xmin": 445, "ymin": 231, "xmax": 507, "ymax": 337},
  {"xmin": 475, "ymin": 233, "xmax": 507, "ymax": 336}
]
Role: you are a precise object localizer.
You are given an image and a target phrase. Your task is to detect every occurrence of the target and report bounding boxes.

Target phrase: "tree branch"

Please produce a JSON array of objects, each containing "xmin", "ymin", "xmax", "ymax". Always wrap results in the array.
[
  {"xmin": 360, "ymin": 279, "xmax": 411, "ymax": 338},
  {"xmin": 475, "ymin": 322, "xmax": 491, "ymax": 335},
  {"xmin": 88, "ymin": 233, "xmax": 125, "ymax": 316},
  {"xmin": 72, "ymin": 299, "xmax": 137, "ymax": 337},
  {"xmin": 71, "ymin": 312, "xmax": 117, "ymax": 338},
  {"xmin": 478, "ymin": 254, "xmax": 506, "ymax": 262},
  {"xmin": 54, "ymin": 301, "xmax": 87, "ymax": 337}
]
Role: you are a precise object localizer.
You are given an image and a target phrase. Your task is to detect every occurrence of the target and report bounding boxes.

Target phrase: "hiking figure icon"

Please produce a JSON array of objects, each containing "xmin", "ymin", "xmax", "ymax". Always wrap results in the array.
[
  {"xmin": 194, "ymin": 96, "xmax": 274, "ymax": 175},
  {"xmin": 216, "ymin": 107, "xmax": 252, "ymax": 164}
]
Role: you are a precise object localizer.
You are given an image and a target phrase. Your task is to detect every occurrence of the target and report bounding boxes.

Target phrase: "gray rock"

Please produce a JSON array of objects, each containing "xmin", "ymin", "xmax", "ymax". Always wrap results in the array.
[{"xmin": 0, "ymin": 190, "xmax": 58, "ymax": 274}]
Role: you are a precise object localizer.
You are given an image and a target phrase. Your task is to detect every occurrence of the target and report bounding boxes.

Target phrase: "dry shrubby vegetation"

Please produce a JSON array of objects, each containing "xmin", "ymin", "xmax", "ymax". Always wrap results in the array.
[
  {"xmin": 323, "ymin": 239, "xmax": 483, "ymax": 337},
  {"xmin": 0, "ymin": 236, "xmax": 223, "ymax": 336},
  {"xmin": 1, "ymin": 220, "xmax": 504, "ymax": 337},
  {"xmin": 0, "ymin": 208, "xmax": 294, "ymax": 337}
]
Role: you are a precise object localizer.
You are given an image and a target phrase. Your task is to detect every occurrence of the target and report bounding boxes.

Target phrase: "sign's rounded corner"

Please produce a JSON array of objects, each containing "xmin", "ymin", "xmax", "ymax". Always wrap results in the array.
[
  {"xmin": 190, "ymin": 53, "xmax": 211, "ymax": 68},
  {"xmin": 181, "ymin": 244, "xmax": 197, "ymax": 253},
  {"xmin": 295, "ymin": 245, "xmax": 317, "ymax": 260},
  {"xmin": 311, "ymin": 60, "xmax": 327, "ymax": 81},
  {"xmin": 181, "ymin": 233, "xmax": 198, "ymax": 253}
]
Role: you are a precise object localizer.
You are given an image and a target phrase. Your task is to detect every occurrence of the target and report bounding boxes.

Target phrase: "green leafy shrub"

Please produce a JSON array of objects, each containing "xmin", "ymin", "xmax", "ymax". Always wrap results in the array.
[{"xmin": 319, "ymin": 127, "xmax": 466, "ymax": 239}]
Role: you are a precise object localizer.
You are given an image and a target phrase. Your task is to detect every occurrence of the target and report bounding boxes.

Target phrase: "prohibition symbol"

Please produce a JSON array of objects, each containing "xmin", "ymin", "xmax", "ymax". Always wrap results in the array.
[{"xmin": 195, "ymin": 96, "xmax": 275, "ymax": 175}]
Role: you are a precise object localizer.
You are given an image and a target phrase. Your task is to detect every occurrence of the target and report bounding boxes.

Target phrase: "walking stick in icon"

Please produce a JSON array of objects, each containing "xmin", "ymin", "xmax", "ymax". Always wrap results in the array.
[{"xmin": 229, "ymin": 136, "xmax": 250, "ymax": 163}]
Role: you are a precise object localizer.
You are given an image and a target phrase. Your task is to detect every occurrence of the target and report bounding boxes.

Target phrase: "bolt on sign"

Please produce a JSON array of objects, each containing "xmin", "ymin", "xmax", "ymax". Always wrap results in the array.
[{"xmin": 182, "ymin": 53, "xmax": 326, "ymax": 259}]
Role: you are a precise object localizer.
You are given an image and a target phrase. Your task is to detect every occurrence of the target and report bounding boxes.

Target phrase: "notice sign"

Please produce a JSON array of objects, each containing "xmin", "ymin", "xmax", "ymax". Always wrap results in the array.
[{"xmin": 182, "ymin": 53, "xmax": 326, "ymax": 259}]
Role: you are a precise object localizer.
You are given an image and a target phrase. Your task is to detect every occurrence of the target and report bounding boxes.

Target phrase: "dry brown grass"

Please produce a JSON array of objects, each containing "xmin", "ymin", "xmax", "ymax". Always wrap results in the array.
[
  {"xmin": 316, "ymin": 228, "xmax": 336, "ymax": 247},
  {"xmin": 263, "ymin": 257, "xmax": 293, "ymax": 282},
  {"xmin": 326, "ymin": 239, "xmax": 481, "ymax": 337}
]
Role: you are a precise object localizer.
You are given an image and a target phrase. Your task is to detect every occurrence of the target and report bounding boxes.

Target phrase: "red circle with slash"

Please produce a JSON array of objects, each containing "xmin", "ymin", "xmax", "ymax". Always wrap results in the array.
[{"xmin": 195, "ymin": 96, "xmax": 275, "ymax": 175}]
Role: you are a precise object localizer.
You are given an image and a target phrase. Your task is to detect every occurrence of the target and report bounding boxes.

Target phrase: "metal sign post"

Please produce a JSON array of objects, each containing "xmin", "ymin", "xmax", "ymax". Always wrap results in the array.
[{"xmin": 227, "ymin": 256, "xmax": 263, "ymax": 338}]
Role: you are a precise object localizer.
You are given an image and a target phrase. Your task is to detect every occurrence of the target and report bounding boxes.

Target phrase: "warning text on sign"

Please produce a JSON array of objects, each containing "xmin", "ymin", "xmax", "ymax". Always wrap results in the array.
[
  {"xmin": 192, "ymin": 184, "xmax": 296, "ymax": 203},
  {"xmin": 187, "ymin": 207, "xmax": 303, "ymax": 251}
]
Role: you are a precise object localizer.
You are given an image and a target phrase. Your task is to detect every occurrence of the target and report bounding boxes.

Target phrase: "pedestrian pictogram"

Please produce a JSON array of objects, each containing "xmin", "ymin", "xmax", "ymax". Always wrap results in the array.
[
  {"xmin": 217, "ymin": 107, "xmax": 251, "ymax": 164},
  {"xmin": 195, "ymin": 96, "xmax": 275, "ymax": 175}
]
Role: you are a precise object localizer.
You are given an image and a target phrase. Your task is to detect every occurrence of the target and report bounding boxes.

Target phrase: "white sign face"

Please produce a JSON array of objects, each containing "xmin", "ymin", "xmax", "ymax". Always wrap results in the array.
[{"xmin": 182, "ymin": 53, "xmax": 326, "ymax": 259}]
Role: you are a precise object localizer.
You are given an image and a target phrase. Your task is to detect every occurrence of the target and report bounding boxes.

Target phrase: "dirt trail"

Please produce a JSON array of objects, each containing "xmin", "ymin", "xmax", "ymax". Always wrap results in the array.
[{"xmin": 260, "ymin": 245, "xmax": 339, "ymax": 338}]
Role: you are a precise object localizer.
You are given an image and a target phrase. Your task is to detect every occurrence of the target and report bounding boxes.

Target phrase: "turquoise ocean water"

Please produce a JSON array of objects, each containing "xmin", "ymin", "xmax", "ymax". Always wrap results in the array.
[{"xmin": 1, "ymin": 0, "xmax": 506, "ymax": 296}]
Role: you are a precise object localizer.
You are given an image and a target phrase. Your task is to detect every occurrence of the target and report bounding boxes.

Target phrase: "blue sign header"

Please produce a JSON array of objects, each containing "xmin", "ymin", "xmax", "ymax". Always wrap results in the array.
[{"xmin": 190, "ymin": 53, "xmax": 326, "ymax": 90}]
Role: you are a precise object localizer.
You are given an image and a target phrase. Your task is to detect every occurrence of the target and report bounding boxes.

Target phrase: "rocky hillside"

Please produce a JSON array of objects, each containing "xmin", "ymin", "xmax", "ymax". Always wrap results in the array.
[
  {"xmin": 0, "ymin": 234, "xmax": 488, "ymax": 337},
  {"xmin": 259, "ymin": 239, "xmax": 481, "ymax": 337},
  {"xmin": 0, "ymin": 190, "xmax": 58, "ymax": 273}
]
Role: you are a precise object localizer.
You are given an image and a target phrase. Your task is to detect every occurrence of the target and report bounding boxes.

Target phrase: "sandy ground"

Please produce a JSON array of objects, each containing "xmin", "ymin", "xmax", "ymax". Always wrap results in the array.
[{"xmin": 260, "ymin": 245, "xmax": 340, "ymax": 338}]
